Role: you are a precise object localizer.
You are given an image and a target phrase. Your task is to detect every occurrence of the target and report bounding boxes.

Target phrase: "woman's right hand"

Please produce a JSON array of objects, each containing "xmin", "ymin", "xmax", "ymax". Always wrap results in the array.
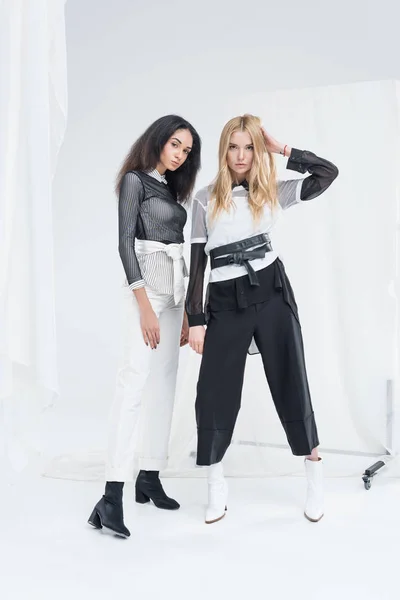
[
  {"xmin": 140, "ymin": 306, "xmax": 160, "ymax": 349},
  {"xmin": 189, "ymin": 325, "xmax": 205, "ymax": 355}
]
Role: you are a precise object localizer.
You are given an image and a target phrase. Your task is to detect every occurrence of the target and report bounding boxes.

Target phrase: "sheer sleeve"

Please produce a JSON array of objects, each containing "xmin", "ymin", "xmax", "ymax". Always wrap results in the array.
[
  {"xmin": 277, "ymin": 148, "xmax": 339, "ymax": 210},
  {"xmin": 185, "ymin": 187, "xmax": 209, "ymax": 326},
  {"xmin": 186, "ymin": 243, "xmax": 208, "ymax": 326},
  {"xmin": 118, "ymin": 172, "xmax": 145, "ymax": 289}
]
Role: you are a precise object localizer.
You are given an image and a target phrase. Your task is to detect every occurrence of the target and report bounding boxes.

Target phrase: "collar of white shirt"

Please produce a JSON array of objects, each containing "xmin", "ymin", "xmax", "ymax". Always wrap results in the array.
[
  {"xmin": 232, "ymin": 179, "xmax": 249, "ymax": 190},
  {"xmin": 147, "ymin": 168, "xmax": 168, "ymax": 185}
]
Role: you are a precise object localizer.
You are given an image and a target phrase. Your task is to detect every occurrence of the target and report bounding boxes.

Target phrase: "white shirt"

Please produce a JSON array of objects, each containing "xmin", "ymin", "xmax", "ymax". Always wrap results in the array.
[{"xmin": 191, "ymin": 179, "xmax": 302, "ymax": 282}]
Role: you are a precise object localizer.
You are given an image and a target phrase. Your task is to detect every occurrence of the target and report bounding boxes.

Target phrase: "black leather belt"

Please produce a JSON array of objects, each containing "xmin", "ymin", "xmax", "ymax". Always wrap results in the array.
[{"xmin": 209, "ymin": 233, "xmax": 273, "ymax": 286}]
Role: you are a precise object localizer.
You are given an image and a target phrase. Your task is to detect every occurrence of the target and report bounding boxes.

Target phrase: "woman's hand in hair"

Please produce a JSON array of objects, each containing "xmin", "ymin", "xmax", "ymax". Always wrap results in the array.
[
  {"xmin": 260, "ymin": 127, "xmax": 291, "ymax": 157},
  {"xmin": 188, "ymin": 325, "xmax": 205, "ymax": 355},
  {"xmin": 180, "ymin": 311, "xmax": 189, "ymax": 347}
]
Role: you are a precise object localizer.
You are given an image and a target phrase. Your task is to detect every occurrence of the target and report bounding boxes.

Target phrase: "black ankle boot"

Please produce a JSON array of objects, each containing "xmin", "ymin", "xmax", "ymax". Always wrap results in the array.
[
  {"xmin": 135, "ymin": 470, "xmax": 180, "ymax": 510},
  {"xmin": 88, "ymin": 482, "xmax": 130, "ymax": 538}
]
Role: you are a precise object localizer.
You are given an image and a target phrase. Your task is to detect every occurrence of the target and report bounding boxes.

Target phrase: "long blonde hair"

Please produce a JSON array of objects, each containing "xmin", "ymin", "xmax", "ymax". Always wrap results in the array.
[{"xmin": 211, "ymin": 114, "xmax": 277, "ymax": 221}]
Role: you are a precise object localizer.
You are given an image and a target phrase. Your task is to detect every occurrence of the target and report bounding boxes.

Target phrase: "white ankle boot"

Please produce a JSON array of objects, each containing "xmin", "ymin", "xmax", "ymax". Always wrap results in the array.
[
  {"xmin": 304, "ymin": 457, "xmax": 324, "ymax": 522},
  {"xmin": 205, "ymin": 462, "xmax": 228, "ymax": 524}
]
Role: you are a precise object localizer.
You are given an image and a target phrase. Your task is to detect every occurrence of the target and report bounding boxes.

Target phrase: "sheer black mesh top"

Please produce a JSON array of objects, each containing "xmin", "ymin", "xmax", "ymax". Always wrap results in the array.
[{"xmin": 118, "ymin": 171, "xmax": 187, "ymax": 289}]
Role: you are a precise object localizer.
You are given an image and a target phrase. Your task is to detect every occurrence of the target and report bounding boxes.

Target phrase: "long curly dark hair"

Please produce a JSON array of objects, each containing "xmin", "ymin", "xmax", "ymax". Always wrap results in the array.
[{"xmin": 116, "ymin": 115, "xmax": 201, "ymax": 203}]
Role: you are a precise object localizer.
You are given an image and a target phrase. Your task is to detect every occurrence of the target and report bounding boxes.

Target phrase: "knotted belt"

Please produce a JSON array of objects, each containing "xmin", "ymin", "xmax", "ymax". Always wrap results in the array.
[
  {"xmin": 209, "ymin": 233, "xmax": 273, "ymax": 286},
  {"xmin": 135, "ymin": 240, "xmax": 187, "ymax": 304}
]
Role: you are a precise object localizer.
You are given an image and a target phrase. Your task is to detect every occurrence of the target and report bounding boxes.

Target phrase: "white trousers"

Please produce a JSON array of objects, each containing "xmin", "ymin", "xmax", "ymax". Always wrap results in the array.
[{"xmin": 106, "ymin": 287, "xmax": 184, "ymax": 481}]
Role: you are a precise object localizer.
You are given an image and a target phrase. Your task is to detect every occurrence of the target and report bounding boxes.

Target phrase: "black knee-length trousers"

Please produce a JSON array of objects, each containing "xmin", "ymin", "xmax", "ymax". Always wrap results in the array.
[{"xmin": 195, "ymin": 259, "xmax": 319, "ymax": 466}]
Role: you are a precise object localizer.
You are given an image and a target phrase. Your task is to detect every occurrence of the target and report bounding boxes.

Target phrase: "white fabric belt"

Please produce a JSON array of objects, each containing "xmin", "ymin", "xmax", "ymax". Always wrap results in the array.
[{"xmin": 135, "ymin": 240, "xmax": 187, "ymax": 304}]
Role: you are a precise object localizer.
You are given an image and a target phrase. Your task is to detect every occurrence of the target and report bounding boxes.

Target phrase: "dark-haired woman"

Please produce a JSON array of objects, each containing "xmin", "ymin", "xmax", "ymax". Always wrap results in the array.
[{"xmin": 88, "ymin": 115, "xmax": 201, "ymax": 538}]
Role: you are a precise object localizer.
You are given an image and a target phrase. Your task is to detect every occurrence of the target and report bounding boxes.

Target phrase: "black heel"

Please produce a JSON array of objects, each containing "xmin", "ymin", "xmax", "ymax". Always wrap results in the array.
[
  {"xmin": 135, "ymin": 489, "xmax": 150, "ymax": 504},
  {"xmin": 88, "ymin": 508, "xmax": 102, "ymax": 529},
  {"xmin": 135, "ymin": 470, "xmax": 180, "ymax": 510},
  {"xmin": 87, "ymin": 482, "xmax": 130, "ymax": 538}
]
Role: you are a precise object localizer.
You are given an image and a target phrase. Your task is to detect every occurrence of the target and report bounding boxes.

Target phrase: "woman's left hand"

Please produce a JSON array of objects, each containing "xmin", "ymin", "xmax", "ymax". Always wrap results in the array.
[{"xmin": 180, "ymin": 311, "xmax": 189, "ymax": 347}]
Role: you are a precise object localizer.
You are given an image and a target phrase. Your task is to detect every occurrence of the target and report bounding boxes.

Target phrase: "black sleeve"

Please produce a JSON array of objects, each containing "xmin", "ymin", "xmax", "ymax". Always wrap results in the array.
[
  {"xmin": 185, "ymin": 243, "xmax": 208, "ymax": 327},
  {"xmin": 287, "ymin": 148, "xmax": 339, "ymax": 201},
  {"xmin": 118, "ymin": 172, "xmax": 145, "ymax": 288}
]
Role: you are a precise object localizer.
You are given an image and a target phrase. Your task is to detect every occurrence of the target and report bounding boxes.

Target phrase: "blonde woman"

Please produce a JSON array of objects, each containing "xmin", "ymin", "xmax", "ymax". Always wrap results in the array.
[{"xmin": 186, "ymin": 114, "xmax": 338, "ymax": 525}]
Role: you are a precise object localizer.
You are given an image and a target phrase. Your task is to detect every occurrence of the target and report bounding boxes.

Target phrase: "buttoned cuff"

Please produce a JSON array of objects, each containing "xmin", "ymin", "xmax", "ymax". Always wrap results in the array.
[
  {"xmin": 286, "ymin": 148, "xmax": 308, "ymax": 174},
  {"xmin": 129, "ymin": 279, "xmax": 145, "ymax": 290},
  {"xmin": 188, "ymin": 313, "xmax": 206, "ymax": 327}
]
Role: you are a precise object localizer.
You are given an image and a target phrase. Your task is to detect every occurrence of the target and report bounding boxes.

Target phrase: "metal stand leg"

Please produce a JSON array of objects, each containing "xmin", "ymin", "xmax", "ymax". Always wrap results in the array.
[
  {"xmin": 361, "ymin": 380, "xmax": 395, "ymax": 490},
  {"xmin": 362, "ymin": 460, "xmax": 386, "ymax": 489}
]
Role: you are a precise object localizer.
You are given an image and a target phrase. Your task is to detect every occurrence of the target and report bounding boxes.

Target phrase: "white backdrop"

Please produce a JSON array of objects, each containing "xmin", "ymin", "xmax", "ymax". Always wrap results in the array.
[
  {"xmin": 168, "ymin": 80, "xmax": 400, "ymax": 476},
  {"xmin": 40, "ymin": 0, "xmax": 400, "ymax": 479},
  {"xmin": 45, "ymin": 78, "xmax": 400, "ymax": 480}
]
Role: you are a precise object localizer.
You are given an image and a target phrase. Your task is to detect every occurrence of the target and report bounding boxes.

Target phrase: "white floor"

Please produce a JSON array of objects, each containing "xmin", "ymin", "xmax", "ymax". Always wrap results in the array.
[{"xmin": 0, "ymin": 472, "xmax": 398, "ymax": 600}]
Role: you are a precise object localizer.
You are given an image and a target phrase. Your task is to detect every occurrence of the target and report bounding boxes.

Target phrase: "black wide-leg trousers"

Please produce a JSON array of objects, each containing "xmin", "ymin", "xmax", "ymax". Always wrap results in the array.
[{"xmin": 195, "ymin": 260, "xmax": 319, "ymax": 466}]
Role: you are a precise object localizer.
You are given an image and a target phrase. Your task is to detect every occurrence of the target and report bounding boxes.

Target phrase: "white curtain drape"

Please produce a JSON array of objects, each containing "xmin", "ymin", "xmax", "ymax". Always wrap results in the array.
[{"xmin": 0, "ymin": 0, "xmax": 68, "ymax": 472}]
